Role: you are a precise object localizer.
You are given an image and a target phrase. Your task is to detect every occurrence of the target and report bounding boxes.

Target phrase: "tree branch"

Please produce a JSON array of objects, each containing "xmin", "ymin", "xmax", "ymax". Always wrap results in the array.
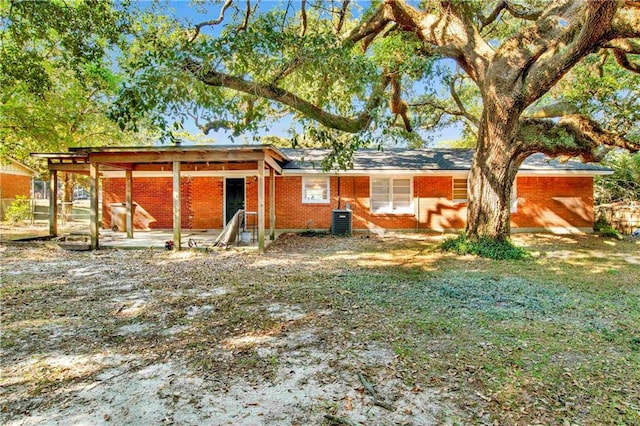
[
  {"xmin": 449, "ymin": 78, "xmax": 478, "ymax": 125},
  {"xmin": 481, "ymin": 0, "xmax": 543, "ymax": 30},
  {"xmin": 612, "ymin": 48, "xmax": 640, "ymax": 73},
  {"xmin": 270, "ymin": 57, "xmax": 302, "ymax": 86},
  {"xmin": 238, "ymin": 0, "xmax": 251, "ymax": 32},
  {"xmin": 183, "ymin": 58, "xmax": 388, "ymax": 133},
  {"xmin": 611, "ymin": 3, "xmax": 640, "ymax": 38},
  {"xmin": 342, "ymin": 2, "xmax": 392, "ymax": 47},
  {"xmin": 385, "ymin": 0, "xmax": 493, "ymax": 86},
  {"xmin": 602, "ymin": 38, "xmax": 640, "ymax": 54},
  {"xmin": 519, "ymin": 115, "xmax": 638, "ymax": 163},
  {"xmin": 188, "ymin": 0, "xmax": 233, "ymax": 42},
  {"xmin": 299, "ymin": 0, "xmax": 307, "ymax": 37},
  {"xmin": 522, "ymin": 102, "xmax": 579, "ymax": 118},
  {"xmin": 334, "ymin": 0, "xmax": 350, "ymax": 35},
  {"xmin": 410, "ymin": 98, "xmax": 478, "ymax": 130},
  {"xmin": 521, "ymin": 1, "xmax": 619, "ymax": 106}
]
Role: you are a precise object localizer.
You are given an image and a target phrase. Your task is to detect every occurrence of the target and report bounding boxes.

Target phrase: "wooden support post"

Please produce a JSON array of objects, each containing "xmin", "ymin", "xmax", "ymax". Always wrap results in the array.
[
  {"xmin": 269, "ymin": 167, "xmax": 275, "ymax": 241},
  {"xmin": 173, "ymin": 161, "xmax": 181, "ymax": 250},
  {"xmin": 125, "ymin": 169, "xmax": 133, "ymax": 239},
  {"xmin": 257, "ymin": 159, "xmax": 265, "ymax": 252},
  {"xmin": 49, "ymin": 170, "xmax": 58, "ymax": 236},
  {"xmin": 90, "ymin": 163, "xmax": 99, "ymax": 250}
]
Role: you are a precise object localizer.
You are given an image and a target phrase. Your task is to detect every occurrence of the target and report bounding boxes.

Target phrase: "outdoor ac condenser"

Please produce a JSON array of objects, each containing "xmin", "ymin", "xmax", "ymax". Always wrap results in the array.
[{"xmin": 331, "ymin": 209, "xmax": 352, "ymax": 236}]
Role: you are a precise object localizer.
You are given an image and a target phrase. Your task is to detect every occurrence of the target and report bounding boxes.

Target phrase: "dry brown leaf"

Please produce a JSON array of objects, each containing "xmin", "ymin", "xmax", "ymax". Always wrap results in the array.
[{"xmin": 345, "ymin": 395, "xmax": 353, "ymax": 411}]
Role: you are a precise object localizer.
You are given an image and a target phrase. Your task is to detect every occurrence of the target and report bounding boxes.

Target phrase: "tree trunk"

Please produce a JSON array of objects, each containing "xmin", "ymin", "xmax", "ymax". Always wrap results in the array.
[
  {"xmin": 466, "ymin": 110, "xmax": 524, "ymax": 241},
  {"xmin": 62, "ymin": 173, "xmax": 74, "ymax": 218}
]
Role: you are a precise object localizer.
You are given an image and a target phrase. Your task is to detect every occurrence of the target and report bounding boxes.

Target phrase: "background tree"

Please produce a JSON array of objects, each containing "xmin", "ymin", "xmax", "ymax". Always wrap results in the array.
[
  {"xmin": 1, "ymin": 67, "xmax": 154, "ymax": 210},
  {"xmin": 1, "ymin": 0, "xmax": 154, "ymax": 208},
  {"xmin": 544, "ymin": 52, "xmax": 640, "ymax": 205},
  {"xmin": 114, "ymin": 0, "xmax": 640, "ymax": 241}
]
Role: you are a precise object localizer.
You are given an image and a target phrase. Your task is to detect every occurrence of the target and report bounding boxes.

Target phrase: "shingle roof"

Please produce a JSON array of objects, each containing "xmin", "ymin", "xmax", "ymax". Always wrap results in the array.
[{"xmin": 280, "ymin": 148, "xmax": 612, "ymax": 173}]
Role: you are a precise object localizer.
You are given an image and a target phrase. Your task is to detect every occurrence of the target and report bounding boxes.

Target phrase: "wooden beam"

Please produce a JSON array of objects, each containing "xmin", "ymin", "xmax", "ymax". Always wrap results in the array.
[
  {"xmin": 131, "ymin": 162, "xmax": 259, "ymax": 172},
  {"xmin": 90, "ymin": 163, "xmax": 99, "ymax": 250},
  {"xmin": 48, "ymin": 163, "xmax": 90, "ymax": 172},
  {"xmin": 269, "ymin": 167, "xmax": 275, "ymax": 240},
  {"xmin": 102, "ymin": 162, "xmax": 133, "ymax": 170},
  {"xmin": 173, "ymin": 161, "xmax": 181, "ymax": 250},
  {"xmin": 264, "ymin": 155, "xmax": 283, "ymax": 175},
  {"xmin": 126, "ymin": 169, "xmax": 133, "ymax": 239},
  {"xmin": 49, "ymin": 171, "xmax": 58, "ymax": 236},
  {"xmin": 89, "ymin": 151, "xmax": 267, "ymax": 164},
  {"xmin": 257, "ymin": 160, "xmax": 265, "ymax": 252}
]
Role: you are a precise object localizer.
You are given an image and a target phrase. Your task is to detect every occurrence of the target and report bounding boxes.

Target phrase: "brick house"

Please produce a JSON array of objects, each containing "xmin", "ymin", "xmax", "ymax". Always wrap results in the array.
[
  {"xmin": 33, "ymin": 145, "xmax": 611, "ymax": 250},
  {"xmin": 0, "ymin": 156, "xmax": 36, "ymax": 219},
  {"xmin": 100, "ymin": 147, "xmax": 608, "ymax": 233}
]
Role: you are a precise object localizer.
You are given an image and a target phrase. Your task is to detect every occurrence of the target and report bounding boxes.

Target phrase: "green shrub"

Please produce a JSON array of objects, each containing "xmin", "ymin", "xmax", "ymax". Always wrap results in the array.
[
  {"xmin": 5, "ymin": 196, "xmax": 32, "ymax": 223},
  {"xmin": 598, "ymin": 226, "xmax": 622, "ymax": 239},
  {"xmin": 440, "ymin": 232, "xmax": 529, "ymax": 260},
  {"xmin": 593, "ymin": 217, "xmax": 607, "ymax": 232},
  {"xmin": 593, "ymin": 217, "xmax": 623, "ymax": 239}
]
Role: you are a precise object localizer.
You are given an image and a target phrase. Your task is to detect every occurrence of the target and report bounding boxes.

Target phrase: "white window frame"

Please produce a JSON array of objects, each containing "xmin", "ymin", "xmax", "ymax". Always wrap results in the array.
[
  {"xmin": 370, "ymin": 176, "xmax": 413, "ymax": 214},
  {"xmin": 452, "ymin": 176, "xmax": 468, "ymax": 203},
  {"xmin": 302, "ymin": 177, "xmax": 330, "ymax": 204}
]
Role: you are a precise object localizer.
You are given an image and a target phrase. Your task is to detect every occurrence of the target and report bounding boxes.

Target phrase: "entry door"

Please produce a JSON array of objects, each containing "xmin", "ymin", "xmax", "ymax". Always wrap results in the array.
[{"xmin": 225, "ymin": 178, "xmax": 245, "ymax": 224}]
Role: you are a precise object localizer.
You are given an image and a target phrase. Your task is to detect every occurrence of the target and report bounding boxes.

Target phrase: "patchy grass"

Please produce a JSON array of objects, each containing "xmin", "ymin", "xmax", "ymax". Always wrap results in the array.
[{"xmin": 1, "ymin": 233, "xmax": 639, "ymax": 425}]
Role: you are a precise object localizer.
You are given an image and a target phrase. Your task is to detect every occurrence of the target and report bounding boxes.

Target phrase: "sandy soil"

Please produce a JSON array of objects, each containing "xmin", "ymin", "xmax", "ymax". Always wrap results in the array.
[{"xmin": 0, "ymin": 235, "xmax": 461, "ymax": 425}]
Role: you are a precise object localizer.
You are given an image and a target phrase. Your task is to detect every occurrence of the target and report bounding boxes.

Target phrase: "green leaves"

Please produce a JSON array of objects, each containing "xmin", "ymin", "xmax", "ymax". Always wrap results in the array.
[
  {"xmin": 440, "ymin": 233, "xmax": 530, "ymax": 260},
  {"xmin": 1, "ymin": 0, "xmax": 130, "ymax": 96},
  {"xmin": 596, "ymin": 151, "xmax": 640, "ymax": 203},
  {"xmin": 546, "ymin": 53, "xmax": 640, "ymax": 144}
]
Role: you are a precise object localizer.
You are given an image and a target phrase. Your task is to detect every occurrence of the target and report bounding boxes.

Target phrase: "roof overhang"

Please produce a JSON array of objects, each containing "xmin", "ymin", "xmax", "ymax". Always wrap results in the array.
[
  {"xmin": 280, "ymin": 169, "xmax": 614, "ymax": 177},
  {"xmin": 31, "ymin": 145, "xmax": 289, "ymax": 175}
]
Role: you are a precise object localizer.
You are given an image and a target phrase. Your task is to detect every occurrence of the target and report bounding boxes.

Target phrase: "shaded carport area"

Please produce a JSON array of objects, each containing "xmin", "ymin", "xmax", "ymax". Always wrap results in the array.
[{"xmin": 32, "ymin": 145, "xmax": 288, "ymax": 252}]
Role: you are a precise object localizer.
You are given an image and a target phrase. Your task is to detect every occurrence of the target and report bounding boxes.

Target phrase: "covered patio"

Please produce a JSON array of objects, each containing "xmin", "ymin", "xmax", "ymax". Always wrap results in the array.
[
  {"xmin": 32, "ymin": 145, "xmax": 289, "ymax": 252},
  {"xmin": 98, "ymin": 228, "xmax": 279, "ymax": 250}
]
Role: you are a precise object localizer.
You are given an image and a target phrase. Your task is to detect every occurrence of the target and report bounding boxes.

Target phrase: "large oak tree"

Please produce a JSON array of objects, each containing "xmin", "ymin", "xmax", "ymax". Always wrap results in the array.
[{"xmin": 120, "ymin": 0, "xmax": 640, "ymax": 241}]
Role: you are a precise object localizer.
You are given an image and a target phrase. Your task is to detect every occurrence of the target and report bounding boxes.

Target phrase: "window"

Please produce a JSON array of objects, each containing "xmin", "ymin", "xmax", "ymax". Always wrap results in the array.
[
  {"xmin": 453, "ymin": 177, "xmax": 468, "ymax": 202},
  {"xmin": 302, "ymin": 177, "xmax": 330, "ymax": 203},
  {"xmin": 511, "ymin": 179, "xmax": 518, "ymax": 213},
  {"xmin": 371, "ymin": 177, "xmax": 412, "ymax": 214}
]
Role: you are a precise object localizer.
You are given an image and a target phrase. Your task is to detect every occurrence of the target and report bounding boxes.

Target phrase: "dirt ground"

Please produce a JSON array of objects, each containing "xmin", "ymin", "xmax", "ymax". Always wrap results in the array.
[
  {"xmin": 0, "ymin": 233, "xmax": 462, "ymax": 426},
  {"xmin": 3, "ymin": 230, "xmax": 639, "ymax": 425}
]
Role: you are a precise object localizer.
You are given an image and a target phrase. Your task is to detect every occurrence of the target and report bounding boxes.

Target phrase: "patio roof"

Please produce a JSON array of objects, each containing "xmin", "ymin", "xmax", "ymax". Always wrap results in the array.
[
  {"xmin": 32, "ymin": 145, "xmax": 289, "ymax": 175},
  {"xmin": 31, "ymin": 145, "xmax": 284, "ymax": 252}
]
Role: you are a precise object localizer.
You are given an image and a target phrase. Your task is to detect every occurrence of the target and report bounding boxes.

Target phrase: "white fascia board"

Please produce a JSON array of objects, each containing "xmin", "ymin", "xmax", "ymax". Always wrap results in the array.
[
  {"xmin": 103, "ymin": 168, "xmax": 609, "ymax": 178},
  {"xmin": 284, "ymin": 169, "xmax": 608, "ymax": 177},
  {"xmin": 283, "ymin": 169, "xmax": 466, "ymax": 177},
  {"xmin": 515, "ymin": 170, "xmax": 613, "ymax": 176}
]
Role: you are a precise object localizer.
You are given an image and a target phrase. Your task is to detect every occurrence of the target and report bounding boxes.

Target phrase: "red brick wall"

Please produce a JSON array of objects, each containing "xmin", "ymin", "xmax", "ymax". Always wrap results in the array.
[
  {"xmin": 101, "ymin": 174, "xmax": 594, "ymax": 232},
  {"xmin": 272, "ymin": 176, "xmax": 337, "ymax": 229},
  {"xmin": 511, "ymin": 176, "xmax": 593, "ymax": 229},
  {"xmin": 246, "ymin": 176, "xmax": 272, "ymax": 227},
  {"xmin": 191, "ymin": 177, "xmax": 224, "ymax": 229},
  {"xmin": 0, "ymin": 173, "xmax": 30, "ymax": 199},
  {"xmin": 415, "ymin": 176, "xmax": 467, "ymax": 231},
  {"xmin": 102, "ymin": 177, "xmax": 195, "ymax": 229},
  {"xmin": 270, "ymin": 176, "xmax": 463, "ymax": 231}
]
